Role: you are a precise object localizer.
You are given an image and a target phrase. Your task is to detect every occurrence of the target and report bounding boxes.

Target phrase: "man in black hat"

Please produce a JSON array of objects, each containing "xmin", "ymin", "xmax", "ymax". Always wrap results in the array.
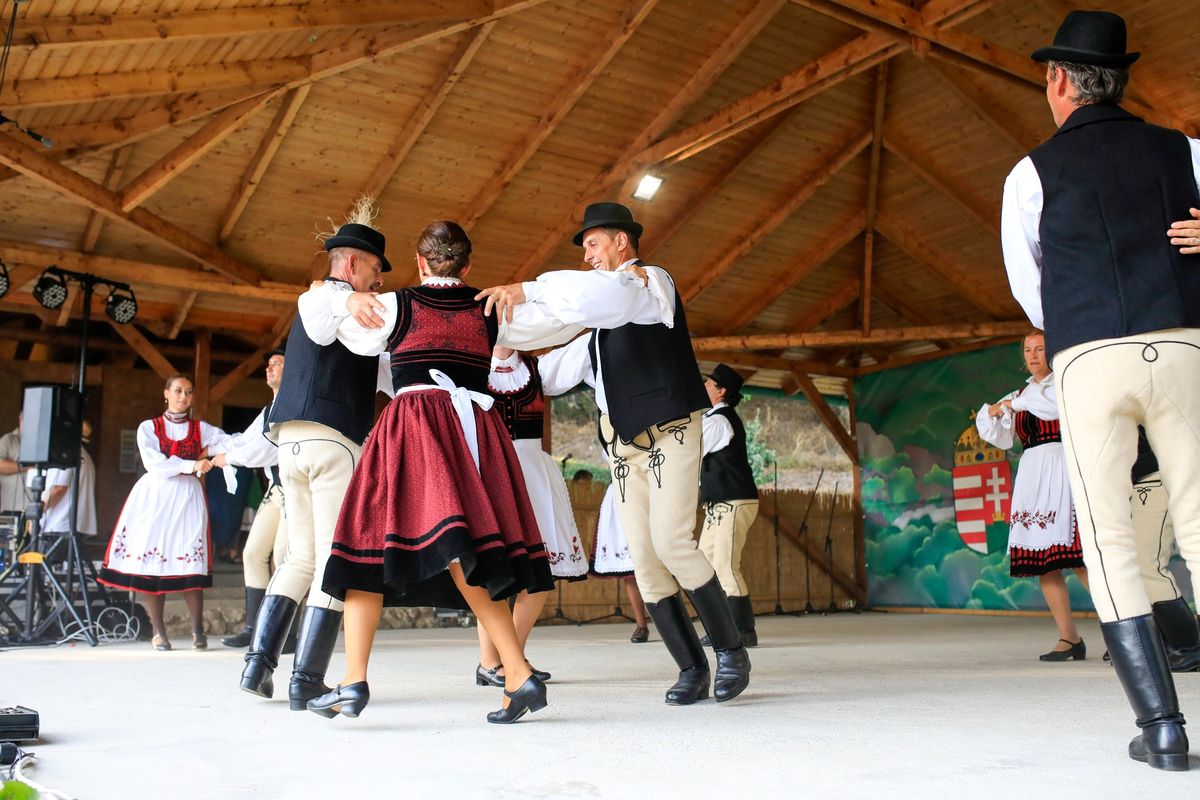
[
  {"xmin": 1000, "ymin": 10, "xmax": 1200, "ymax": 771},
  {"xmin": 239, "ymin": 204, "xmax": 395, "ymax": 711},
  {"xmin": 479, "ymin": 201, "xmax": 752, "ymax": 706},
  {"xmin": 698, "ymin": 364, "xmax": 760, "ymax": 648},
  {"xmin": 210, "ymin": 348, "xmax": 289, "ymax": 649}
]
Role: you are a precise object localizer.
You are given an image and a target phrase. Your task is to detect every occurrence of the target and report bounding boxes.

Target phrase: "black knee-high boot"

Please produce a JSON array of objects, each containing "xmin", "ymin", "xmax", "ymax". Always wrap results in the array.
[
  {"xmin": 686, "ymin": 576, "xmax": 751, "ymax": 703},
  {"xmin": 222, "ymin": 587, "xmax": 265, "ymax": 648},
  {"xmin": 729, "ymin": 595, "xmax": 758, "ymax": 648},
  {"xmin": 240, "ymin": 595, "xmax": 298, "ymax": 699},
  {"xmin": 1152, "ymin": 597, "xmax": 1200, "ymax": 672},
  {"xmin": 645, "ymin": 593, "xmax": 710, "ymax": 705},
  {"xmin": 1102, "ymin": 614, "xmax": 1190, "ymax": 771},
  {"xmin": 288, "ymin": 607, "xmax": 343, "ymax": 710}
]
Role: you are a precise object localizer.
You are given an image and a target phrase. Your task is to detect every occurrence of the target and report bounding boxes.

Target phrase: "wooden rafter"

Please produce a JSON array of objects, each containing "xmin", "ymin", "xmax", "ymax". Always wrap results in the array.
[
  {"xmin": 874, "ymin": 213, "xmax": 1011, "ymax": 318},
  {"xmin": 12, "ymin": 1, "xmax": 496, "ymax": 49},
  {"xmin": 882, "ymin": 132, "xmax": 999, "ymax": 236},
  {"xmin": 210, "ymin": 311, "xmax": 294, "ymax": 402},
  {"xmin": 923, "ymin": 61, "xmax": 1042, "ymax": 153},
  {"xmin": 81, "ymin": 146, "xmax": 132, "ymax": 252},
  {"xmin": 690, "ymin": 321, "xmax": 1030, "ymax": 351},
  {"xmin": 860, "ymin": 62, "xmax": 888, "ymax": 335},
  {"xmin": 0, "ymin": 358, "xmax": 103, "ymax": 386},
  {"xmin": 193, "ymin": 330, "xmax": 212, "ymax": 419},
  {"xmin": 108, "ymin": 323, "xmax": 176, "ymax": 379},
  {"xmin": 856, "ymin": 334, "xmax": 1023, "ymax": 374},
  {"xmin": 119, "ymin": 91, "xmax": 281, "ymax": 211},
  {"xmin": 0, "ymin": 324, "xmax": 264, "ymax": 363},
  {"xmin": 693, "ymin": 350, "xmax": 856, "ymax": 379},
  {"xmin": 786, "ymin": 370, "xmax": 857, "ymax": 463},
  {"xmin": 168, "ymin": 292, "xmax": 199, "ymax": 340},
  {"xmin": 218, "ymin": 85, "xmax": 312, "ymax": 243},
  {"xmin": 718, "ymin": 212, "xmax": 866, "ymax": 334},
  {"xmin": 54, "ymin": 286, "xmax": 77, "ymax": 327},
  {"xmin": 792, "ymin": 277, "xmax": 862, "ymax": 333},
  {"xmin": 505, "ymin": 0, "xmax": 789, "ymax": 282},
  {"xmin": 361, "ymin": 24, "xmax": 495, "ymax": 200},
  {"xmin": 0, "ymin": 240, "xmax": 295, "ymax": 303},
  {"xmin": 0, "ymin": 136, "xmax": 262, "ymax": 285},
  {"xmin": 460, "ymin": 0, "xmax": 660, "ymax": 230},
  {"xmin": 681, "ymin": 130, "xmax": 871, "ymax": 304},
  {"xmin": 871, "ymin": 281, "xmax": 954, "ymax": 349},
  {"xmin": 918, "ymin": 0, "xmax": 1001, "ymax": 28}
]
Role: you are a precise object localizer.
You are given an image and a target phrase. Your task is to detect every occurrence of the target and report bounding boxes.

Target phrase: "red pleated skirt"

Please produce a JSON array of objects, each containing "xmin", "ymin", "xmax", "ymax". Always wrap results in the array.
[{"xmin": 322, "ymin": 389, "xmax": 553, "ymax": 607}]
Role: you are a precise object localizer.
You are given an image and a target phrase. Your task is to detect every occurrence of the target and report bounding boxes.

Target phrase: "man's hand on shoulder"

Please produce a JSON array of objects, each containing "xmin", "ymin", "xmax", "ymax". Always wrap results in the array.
[
  {"xmin": 1168, "ymin": 207, "xmax": 1200, "ymax": 255},
  {"xmin": 476, "ymin": 283, "xmax": 526, "ymax": 323},
  {"xmin": 346, "ymin": 292, "xmax": 387, "ymax": 329}
]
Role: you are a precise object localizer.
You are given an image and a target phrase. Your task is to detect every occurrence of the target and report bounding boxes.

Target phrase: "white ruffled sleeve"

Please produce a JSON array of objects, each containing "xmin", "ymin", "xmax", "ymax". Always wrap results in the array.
[
  {"xmin": 137, "ymin": 421, "xmax": 196, "ymax": 478},
  {"xmin": 974, "ymin": 391, "xmax": 1017, "ymax": 450},
  {"xmin": 1010, "ymin": 379, "xmax": 1060, "ymax": 421},
  {"xmin": 536, "ymin": 335, "xmax": 595, "ymax": 396}
]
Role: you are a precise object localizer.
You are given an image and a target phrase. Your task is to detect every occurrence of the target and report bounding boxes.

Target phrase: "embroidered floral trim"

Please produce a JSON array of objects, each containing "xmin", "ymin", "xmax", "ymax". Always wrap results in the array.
[{"xmin": 1010, "ymin": 509, "xmax": 1057, "ymax": 529}]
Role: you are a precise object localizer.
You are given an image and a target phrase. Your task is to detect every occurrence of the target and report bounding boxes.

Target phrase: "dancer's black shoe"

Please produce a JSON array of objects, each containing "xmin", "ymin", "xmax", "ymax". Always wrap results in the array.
[
  {"xmin": 240, "ymin": 594, "xmax": 298, "ymax": 699},
  {"xmin": 222, "ymin": 587, "xmax": 265, "ymax": 648},
  {"xmin": 686, "ymin": 576, "xmax": 751, "ymax": 703},
  {"xmin": 646, "ymin": 592, "xmax": 710, "ymax": 705},
  {"xmin": 307, "ymin": 682, "xmax": 370, "ymax": 719},
  {"xmin": 288, "ymin": 607, "xmax": 342, "ymax": 710},
  {"xmin": 486, "ymin": 676, "xmax": 547, "ymax": 724}
]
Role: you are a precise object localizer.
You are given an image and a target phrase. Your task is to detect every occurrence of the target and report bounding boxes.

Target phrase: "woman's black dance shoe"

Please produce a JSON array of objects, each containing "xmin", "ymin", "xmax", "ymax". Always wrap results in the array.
[
  {"xmin": 1039, "ymin": 638, "xmax": 1086, "ymax": 661},
  {"xmin": 527, "ymin": 661, "xmax": 551, "ymax": 683},
  {"xmin": 476, "ymin": 663, "xmax": 505, "ymax": 687},
  {"xmin": 307, "ymin": 682, "xmax": 370, "ymax": 719},
  {"xmin": 486, "ymin": 676, "xmax": 547, "ymax": 724}
]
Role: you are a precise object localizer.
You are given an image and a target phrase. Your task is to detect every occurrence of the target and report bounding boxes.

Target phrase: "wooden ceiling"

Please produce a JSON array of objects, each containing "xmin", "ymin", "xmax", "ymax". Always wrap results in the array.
[{"xmin": 0, "ymin": 0, "xmax": 1197, "ymax": 400}]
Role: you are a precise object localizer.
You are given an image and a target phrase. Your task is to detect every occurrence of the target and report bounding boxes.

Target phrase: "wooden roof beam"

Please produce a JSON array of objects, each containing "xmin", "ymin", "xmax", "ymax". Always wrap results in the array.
[
  {"xmin": 119, "ymin": 91, "xmax": 280, "ymax": 212},
  {"xmin": 0, "ymin": 137, "xmax": 262, "ymax": 285},
  {"xmin": 693, "ymin": 349, "xmax": 857, "ymax": 379},
  {"xmin": 874, "ymin": 213, "xmax": 1011, "ymax": 318},
  {"xmin": 108, "ymin": 323, "xmax": 177, "ymax": 380},
  {"xmin": 12, "ymin": 1, "xmax": 497, "ymax": 50},
  {"xmin": 682, "ymin": 130, "xmax": 871, "ymax": 304},
  {"xmin": 883, "ymin": 132, "xmax": 999, "ymax": 236},
  {"xmin": 718, "ymin": 212, "xmax": 866, "ymax": 334},
  {"xmin": 793, "ymin": 278, "xmax": 862, "ymax": 334},
  {"xmin": 923, "ymin": 61, "xmax": 1043, "ymax": 153},
  {"xmin": 505, "ymin": 0, "xmax": 790, "ymax": 281},
  {"xmin": 218, "ymin": 86, "xmax": 312, "ymax": 243},
  {"xmin": 691, "ymin": 320, "xmax": 1030, "ymax": 351},
  {"xmin": 168, "ymin": 292, "xmax": 199, "ymax": 340},
  {"xmin": 361, "ymin": 24, "xmax": 495, "ymax": 200},
  {"xmin": 870, "ymin": 281, "xmax": 954, "ymax": 349},
  {"xmin": 917, "ymin": 0, "xmax": 1001, "ymax": 28},
  {"xmin": 786, "ymin": 370, "xmax": 858, "ymax": 463},
  {"xmin": 79, "ymin": 146, "xmax": 132, "ymax": 252},
  {"xmin": 857, "ymin": 334, "xmax": 1022, "ymax": 374},
  {"xmin": 861, "ymin": 62, "xmax": 889, "ymax": 335},
  {"xmin": 210, "ymin": 311, "xmax": 294, "ymax": 402},
  {"xmin": 461, "ymin": 0, "xmax": 660, "ymax": 230}
]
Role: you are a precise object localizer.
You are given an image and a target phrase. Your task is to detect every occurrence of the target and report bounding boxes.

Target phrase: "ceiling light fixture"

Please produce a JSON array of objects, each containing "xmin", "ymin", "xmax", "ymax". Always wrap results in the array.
[{"xmin": 632, "ymin": 174, "xmax": 663, "ymax": 201}]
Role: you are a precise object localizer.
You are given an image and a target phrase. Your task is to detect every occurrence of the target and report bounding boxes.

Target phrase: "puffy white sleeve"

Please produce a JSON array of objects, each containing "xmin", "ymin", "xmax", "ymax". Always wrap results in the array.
[
  {"xmin": 701, "ymin": 413, "xmax": 734, "ymax": 457},
  {"xmin": 974, "ymin": 391, "xmax": 1017, "ymax": 450},
  {"xmin": 208, "ymin": 410, "xmax": 277, "ymax": 468},
  {"xmin": 297, "ymin": 282, "xmax": 346, "ymax": 346},
  {"xmin": 137, "ymin": 421, "xmax": 196, "ymax": 478},
  {"xmin": 332, "ymin": 291, "xmax": 399, "ymax": 357},
  {"xmin": 497, "ymin": 304, "xmax": 586, "ymax": 352},
  {"xmin": 536, "ymin": 335, "xmax": 595, "ymax": 396},
  {"xmin": 1010, "ymin": 380, "xmax": 1060, "ymax": 421},
  {"xmin": 522, "ymin": 267, "xmax": 675, "ymax": 330},
  {"xmin": 1001, "ymin": 157, "xmax": 1045, "ymax": 331}
]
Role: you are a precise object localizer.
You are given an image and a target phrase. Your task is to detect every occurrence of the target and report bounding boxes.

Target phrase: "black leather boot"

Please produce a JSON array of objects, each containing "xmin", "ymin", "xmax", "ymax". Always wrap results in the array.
[
  {"xmin": 1102, "ymin": 614, "xmax": 1190, "ymax": 771},
  {"xmin": 288, "ymin": 607, "xmax": 343, "ymax": 711},
  {"xmin": 240, "ymin": 595, "xmax": 298, "ymax": 699},
  {"xmin": 1152, "ymin": 597, "xmax": 1200, "ymax": 673},
  {"xmin": 686, "ymin": 576, "xmax": 751, "ymax": 703},
  {"xmin": 645, "ymin": 593, "xmax": 710, "ymax": 705},
  {"xmin": 222, "ymin": 587, "xmax": 265, "ymax": 648},
  {"xmin": 729, "ymin": 595, "xmax": 758, "ymax": 648}
]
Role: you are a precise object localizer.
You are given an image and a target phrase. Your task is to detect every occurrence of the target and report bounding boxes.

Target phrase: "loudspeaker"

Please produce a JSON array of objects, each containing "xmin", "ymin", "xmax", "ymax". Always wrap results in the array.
[{"xmin": 18, "ymin": 385, "xmax": 83, "ymax": 469}]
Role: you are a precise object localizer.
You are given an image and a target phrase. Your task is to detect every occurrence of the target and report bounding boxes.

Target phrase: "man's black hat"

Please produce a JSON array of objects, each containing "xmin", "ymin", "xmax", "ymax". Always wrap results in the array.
[
  {"xmin": 709, "ymin": 363, "xmax": 745, "ymax": 397},
  {"xmin": 572, "ymin": 202, "xmax": 644, "ymax": 246},
  {"xmin": 324, "ymin": 223, "xmax": 392, "ymax": 273},
  {"xmin": 1031, "ymin": 10, "xmax": 1139, "ymax": 68},
  {"xmin": 263, "ymin": 346, "xmax": 286, "ymax": 364}
]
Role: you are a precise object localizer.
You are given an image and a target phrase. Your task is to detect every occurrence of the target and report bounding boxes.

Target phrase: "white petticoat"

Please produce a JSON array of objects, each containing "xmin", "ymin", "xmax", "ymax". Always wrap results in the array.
[
  {"xmin": 513, "ymin": 439, "xmax": 587, "ymax": 578},
  {"xmin": 591, "ymin": 483, "xmax": 635, "ymax": 575}
]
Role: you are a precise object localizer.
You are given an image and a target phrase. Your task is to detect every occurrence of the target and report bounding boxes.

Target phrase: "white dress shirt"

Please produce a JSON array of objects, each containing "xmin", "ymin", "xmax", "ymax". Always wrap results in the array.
[
  {"xmin": 701, "ymin": 402, "xmax": 735, "ymax": 457},
  {"xmin": 295, "ymin": 279, "xmax": 396, "ymax": 396},
  {"xmin": 1000, "ymin": 137, "xmax": 1200, "ymax": 329},
  {"xmin": 36, "ymin": 449, "xmax": 97, "ymax": 535}
]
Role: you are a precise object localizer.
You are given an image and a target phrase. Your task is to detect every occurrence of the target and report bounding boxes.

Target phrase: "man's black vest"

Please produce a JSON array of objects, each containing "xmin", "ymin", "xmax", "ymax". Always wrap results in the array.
[
  {"xmin": 268, "ymin": 283, "xmax": 378, "ymax": 445},
  {"xmin": 588, "ymin": 263, "xmax": 709, "ymax": 442},
  {"xmin": 1027, "ymin": 103, "xmax": 1200, "ymax": 358},
  {"xmin": 700, "ymin": 406, "xmax": 758, "ymax": 503}
]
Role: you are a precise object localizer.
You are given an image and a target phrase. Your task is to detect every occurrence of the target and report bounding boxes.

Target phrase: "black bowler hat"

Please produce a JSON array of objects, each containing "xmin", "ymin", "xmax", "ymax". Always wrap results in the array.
[
  {"xmin": 709, "ymin": 363, "xmax": 745, "ymax": 396},
  {"xmin": 324, "ymin": 223, "xmax": 392, "ymax": 273},
  {"xmin": 263, "ymin": 346, "xmax": 285, "ymax": 364},
  {"xmin": 1031, "ymin": 10, "xmax": 1139, "ymax": 68},
  {"xmin": 572, "ymin": 202, "xmax": 645, "ymax": 246}
]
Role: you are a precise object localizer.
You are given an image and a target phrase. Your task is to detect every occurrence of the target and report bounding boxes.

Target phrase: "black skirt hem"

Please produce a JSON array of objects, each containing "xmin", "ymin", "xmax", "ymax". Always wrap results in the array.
[{"xmin": 98, "ymin": 569, "xmax": 212, "ymax": 595}]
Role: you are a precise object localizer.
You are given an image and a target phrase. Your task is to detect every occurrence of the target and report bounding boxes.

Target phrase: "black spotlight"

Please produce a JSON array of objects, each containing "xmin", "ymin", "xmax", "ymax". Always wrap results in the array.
[
  {"xmin": 32, "ymin": 267, "xmax": 68, "ymax": 310},
  {"xmin": 0, "ymin": 258, "xmax": 8, "ymax": 299},
  {"xmin": 105, "ymin": 285, "xmax": 137, "ymax": 324}
]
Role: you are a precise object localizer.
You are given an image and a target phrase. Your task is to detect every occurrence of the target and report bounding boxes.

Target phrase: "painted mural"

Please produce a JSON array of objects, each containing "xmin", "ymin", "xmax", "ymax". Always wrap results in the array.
[{"xmin": 853, "ymin": 343, "xmax": 1094, "ymax": 611}]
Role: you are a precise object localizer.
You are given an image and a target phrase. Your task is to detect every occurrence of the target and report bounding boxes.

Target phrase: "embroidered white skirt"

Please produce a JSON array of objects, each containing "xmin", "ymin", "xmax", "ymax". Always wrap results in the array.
[
  {"xmin": 512, "ymin": 439, "xmax": 588, "ymax": 579},
  {"xmin": 591, "ymin": 482, "xmax": 636, "ymax": 577}
]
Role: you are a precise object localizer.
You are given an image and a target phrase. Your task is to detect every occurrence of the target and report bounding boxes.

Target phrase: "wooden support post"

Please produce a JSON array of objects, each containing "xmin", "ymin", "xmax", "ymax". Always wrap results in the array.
[
  {"xmin": 861, "ymin": 62, "xmax": 888, "ymax": 335},
  {"xmin": 168, "ymin": 292, "xmax": 199, "ymax": 340},
  {"xmin": 193, "ymin": 330, "xmax": 212, "ymax": 419},
  {"xmin": 788, "ymin": 371, "xmax": 857, "ymax": 464},
  {"xmin": 845, "ymin": 380, "xmax": 867, "ymax": 599}
]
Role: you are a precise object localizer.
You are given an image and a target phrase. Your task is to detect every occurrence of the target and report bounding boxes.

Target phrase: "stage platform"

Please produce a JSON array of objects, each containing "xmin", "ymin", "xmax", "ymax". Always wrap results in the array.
[{"xmin": 3, "ymin": 611, "xmax": 1196, "ymax": 798}]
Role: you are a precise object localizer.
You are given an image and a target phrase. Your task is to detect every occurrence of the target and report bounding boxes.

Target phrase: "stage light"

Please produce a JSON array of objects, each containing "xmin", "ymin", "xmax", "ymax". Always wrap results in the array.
[
  {"xmin": 105, "ymin": 285, "xmax": 137, "ymax": 324},
  {"xmin": 632, "ymin": 174, "xmax": 663, "ymax": 201},
  {"xmin": 0, "ymin": 259, "xmax": 8, "ymax": 299},
  {"xmin": 32, "ymin": 268, "xmax": 68, "ymax": 310}
]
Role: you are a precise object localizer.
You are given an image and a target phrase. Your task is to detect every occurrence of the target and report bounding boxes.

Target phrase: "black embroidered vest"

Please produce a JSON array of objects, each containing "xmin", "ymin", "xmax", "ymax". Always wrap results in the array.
[{"xmin": 700, "ymin": 406, "xmax": 758, "ymax": 503}]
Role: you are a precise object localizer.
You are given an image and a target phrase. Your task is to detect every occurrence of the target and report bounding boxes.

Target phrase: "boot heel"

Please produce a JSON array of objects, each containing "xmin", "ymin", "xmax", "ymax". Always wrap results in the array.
[{"xmin": 1147, "ymin": 753, "xmax": 1190, "ymax": 772}]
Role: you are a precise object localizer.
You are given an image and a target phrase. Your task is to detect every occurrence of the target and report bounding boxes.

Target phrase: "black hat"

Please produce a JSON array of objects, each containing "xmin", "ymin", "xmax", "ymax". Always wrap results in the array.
[
  {"xmin": 1031, "ymin": 10, "xmax": 1139, "ymax": 68},
  {"xmin": 324, "ymin": 223, "xmax": 392, "ymax": 273},
  {"xmin": 572, "ymin": 202, "xmax": 644, "ymax": 246},
  {"xmin": 709, "ymin": 363, "xmax": 745, "ymax": 396},
  {"xmin": 263, "ymin": 346, "xmax": 285, "ymax": 363}
]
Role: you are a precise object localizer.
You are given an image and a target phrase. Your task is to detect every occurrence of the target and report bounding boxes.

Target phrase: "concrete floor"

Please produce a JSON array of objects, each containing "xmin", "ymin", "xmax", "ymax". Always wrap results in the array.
[{"xmin": 3, "ymin": 612, "xmax": 1197, "ymax": 798}]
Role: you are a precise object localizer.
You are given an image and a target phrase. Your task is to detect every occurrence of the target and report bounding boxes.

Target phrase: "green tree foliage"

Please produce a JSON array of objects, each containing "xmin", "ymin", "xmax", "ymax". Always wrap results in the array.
[{"xmin": 743, "ymin": 414, "xmax": 778, "ymax": 486}]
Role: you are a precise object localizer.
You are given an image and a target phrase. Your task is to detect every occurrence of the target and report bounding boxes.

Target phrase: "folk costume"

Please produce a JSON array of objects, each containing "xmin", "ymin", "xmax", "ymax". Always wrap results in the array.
[
  {"xmin": 319, "ymin": 277, "xmax": 554, "ymax": 609},
  {"xmin": 699, "ymin": 364, "xmax": 760, "ymax": 647},
  {"xmin": 499, "ymin": 201, "xmax": 751, "ymax": 705},
  {"xmin": 974, "ymin": 374, "xmax": 1082, "ymax": 577},
  {"xmin": 241, "ymin": 222, "xmax": 394, "ymax": 710},
  {"xmin": 488, "ymin": 351, "xmax": 587, "ymax": 580},
  {"xmin": 99, "ymin": 413, "xmax": 226, "ymax": 594},
  {"xmin": 1130, "ymin": 430, "xmax": 1200, "ymax": 673},
  {"xmin": 591, "ymin": 482, "xmax": 636, "ymax": 578},
  {"xmin": 1001, "ymin": 10, "xmax": 1200, "ymax": 769}
]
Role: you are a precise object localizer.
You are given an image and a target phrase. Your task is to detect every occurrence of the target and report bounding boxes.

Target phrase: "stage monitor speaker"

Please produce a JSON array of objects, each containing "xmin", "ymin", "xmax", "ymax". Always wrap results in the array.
[{"xmin": 18, "ymin": 385, "xmax": 83, "ymax": 469}]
